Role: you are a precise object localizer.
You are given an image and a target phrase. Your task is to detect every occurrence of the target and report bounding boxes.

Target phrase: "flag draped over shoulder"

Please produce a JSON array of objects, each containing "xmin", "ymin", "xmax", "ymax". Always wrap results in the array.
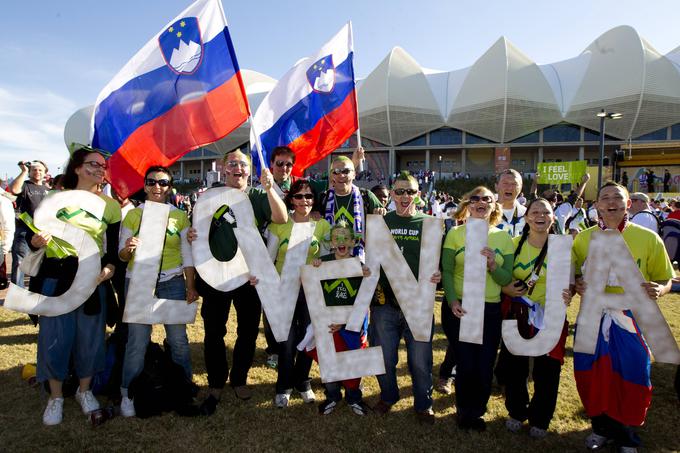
[
  {"xmin": 92, "ymin": 0, "xmax": 249, "ymax": 198},
  {"xmin": 250, "ymin": 22, "xmax": 358, "ymax": 176}
]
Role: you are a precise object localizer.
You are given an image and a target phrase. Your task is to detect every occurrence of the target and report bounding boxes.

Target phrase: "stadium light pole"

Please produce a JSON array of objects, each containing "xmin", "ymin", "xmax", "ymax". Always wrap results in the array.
[
  {"xmin": 596, "ymin": 109, "xmax": 622, "ymax": 188},
  {"xmin": 438, "ymin": 155, "xmax": 442, "ymax": 183}
]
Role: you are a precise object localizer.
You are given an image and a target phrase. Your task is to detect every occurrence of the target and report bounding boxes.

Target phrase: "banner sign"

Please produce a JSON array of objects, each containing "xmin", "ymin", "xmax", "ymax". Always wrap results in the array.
[{"xmin": 538, "ymin": 161, "xmax": 586, "ymax": 185}]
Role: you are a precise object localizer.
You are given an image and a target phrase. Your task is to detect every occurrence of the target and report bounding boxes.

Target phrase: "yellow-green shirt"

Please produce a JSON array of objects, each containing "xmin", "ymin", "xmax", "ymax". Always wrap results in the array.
[
  {"xmin": 267, "ymin": 219, "xmax": 331, "ymax": 274},
  {"xmin": 512, "ymin": 235, "xmax": 548, "ymax": 306},
  {"xmin": 442, "ymin": 224, "xmax": 515, "ymax": 303}
]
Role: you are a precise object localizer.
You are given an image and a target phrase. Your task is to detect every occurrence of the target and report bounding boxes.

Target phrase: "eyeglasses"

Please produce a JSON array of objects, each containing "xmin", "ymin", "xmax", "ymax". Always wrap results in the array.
[
  {"xmin": 275, "ymin": 160, "xmax": 293, "ymax": 169},
  {"xmin": 469, "ymin": 195, "xmax": 494, "ymax": 203},
  {"xmin": 226, "ymin": 160, "xmax": 249, "ymax": 168},
  {"xmin": 393, "ymin": 188, "xmax": 417, "ymax": 196},
  {"xmin": 332, "ymin": 168, "xmax": 353, "ymax": 175},
  {"xmin": 83, "ymin": 160, "xmax": 107, "ymax": 170},
  {"xmin": 145, "ymin": 178, "xmax": 171, "ymax": 187},
  {"xmin": 292, "ymin": 193, "xmax": 314, "ymax": 200}
]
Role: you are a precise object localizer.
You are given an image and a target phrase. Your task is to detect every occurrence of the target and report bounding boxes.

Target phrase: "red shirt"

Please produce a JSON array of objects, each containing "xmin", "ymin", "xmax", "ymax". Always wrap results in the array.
[{"xmin": 667, "ymin": 210, "xmax": 680, "ymax": 220}]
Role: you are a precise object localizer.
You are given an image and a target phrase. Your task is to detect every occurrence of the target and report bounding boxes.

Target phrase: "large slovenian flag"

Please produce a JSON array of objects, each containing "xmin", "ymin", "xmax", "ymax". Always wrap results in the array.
[
  {"xmin": 92, "ymin": 0, "xmax": 249, "ymax": 198},
  {"xmin": 574, "ymin": 310, "xmax": 652, "ymax": 426},
  {"xmin": 250, "ymin": 22, "xmax": 358, "ymax": 176}
]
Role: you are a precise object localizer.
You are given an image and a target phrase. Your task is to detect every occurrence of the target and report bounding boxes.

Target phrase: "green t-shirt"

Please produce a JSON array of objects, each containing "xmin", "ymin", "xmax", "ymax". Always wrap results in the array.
[
  {"xmin": 209, "ymin": 186, "xmax": 272, "ymax": 262},
  {"xmin": 572, "ymin": 223, "xmax": 674, "ymax": 292},
  {"xmin": 373, "ymin": 211, "xmax": 429, "ymax": 307},
  {"xmin": 442, "ymin": 224, "xmax": 515, "ymax": 303},
  {"xmin": 320, "ymin": 254, "xmax": 365, "ymax": 307},
  {"xmin": 329, "ymin": 189, "xmax": 382, "ymax": 229},
  {"xmin": 121, "ymin": 204, "xmax": 191, "ymax": 273},
  {"xmin": 512, "ymin": 235, "xmax": 548, "ymax": 306},
  {"xmin": 47, "ymin": 192, "xmax": 122, "ymax": 258},
  {"xmin": 267, "ymin": 218, "xmax": 331, "ymax": 274}
]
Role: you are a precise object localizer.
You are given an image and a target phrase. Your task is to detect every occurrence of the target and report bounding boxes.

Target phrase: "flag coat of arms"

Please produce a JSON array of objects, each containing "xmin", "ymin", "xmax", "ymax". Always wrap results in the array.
[
  {"xmin": 250, "ymin": 22, "xmax": 358, "ymax": 176},
  {"xmin": 92, "ymin": 0, "xmax": 249, "ymax": 198}
]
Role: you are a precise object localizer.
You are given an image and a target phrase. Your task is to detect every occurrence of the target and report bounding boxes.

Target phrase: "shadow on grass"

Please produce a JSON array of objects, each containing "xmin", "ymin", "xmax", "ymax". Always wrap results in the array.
[{"xmin": 0, "ymin": 332, "xmax": 38, "ymax": 346}]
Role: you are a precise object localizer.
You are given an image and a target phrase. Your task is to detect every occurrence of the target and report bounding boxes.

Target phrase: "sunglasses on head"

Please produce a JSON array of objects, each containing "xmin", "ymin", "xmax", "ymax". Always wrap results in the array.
[
  {"xmin": 226, "ymin": 160, "xmax": 249, "ymax": 168},
  {"xmin": 332, "ymin": 168, "xmax": 352, "ymax": 175},
  {"xmin": 292, "ymin": 193, "xmax": 314, "ymax": 200},
  {"xmin": 145, "ymin": 178, "xmax": 170, "ymax": 187},
  {"xmin": 469, "ymin": 195, "xmax": 493, "ymax": 203},
  {"xmin": 275, "ymin": 160, "xmax": 293, "ymax": 168},
  {"xmin": 393, "ymin": 188, "xmax": 417, "ymax": 196}
]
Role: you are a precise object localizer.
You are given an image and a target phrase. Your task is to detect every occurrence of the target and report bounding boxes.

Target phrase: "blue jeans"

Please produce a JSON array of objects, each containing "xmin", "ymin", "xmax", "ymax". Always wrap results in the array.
[
  {"xmin": 369, "ymin": 304, "xmax": 434, "ymax": 411},
  {"xmin": 11, "ymin": 224, "xmax": 30, "ymax": 287},
  {"xmin": 37, "ymin": 280, "xmax": 107, "ymax": 382},
  {"xmin": 121, "ymin": 276, "xmax": 192, "ymax": 390}
]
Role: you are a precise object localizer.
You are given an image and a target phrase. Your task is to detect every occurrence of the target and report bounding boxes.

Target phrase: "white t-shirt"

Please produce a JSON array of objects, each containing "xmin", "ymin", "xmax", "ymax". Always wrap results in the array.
[
  {"xmin": 497, "ymin": 200, "xmax": 527, "ymax": 237},
  {"xmin": 630, "ymin": 210, "xmax": 659, "ymax": 233},
  {"xmin": 554, "ymin": 202, "xmax": 573, "ymax": 234}
]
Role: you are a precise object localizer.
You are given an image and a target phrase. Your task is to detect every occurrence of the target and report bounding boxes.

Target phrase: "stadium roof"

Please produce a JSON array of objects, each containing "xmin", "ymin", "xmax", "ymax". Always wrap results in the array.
[{"xmin": 66, "ymin": 26, "xmax": 680, "ymax": 151}]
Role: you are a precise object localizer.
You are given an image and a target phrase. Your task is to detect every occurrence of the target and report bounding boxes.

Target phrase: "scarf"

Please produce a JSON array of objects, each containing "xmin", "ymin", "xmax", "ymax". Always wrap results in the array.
[
  {"xmin": 597, "ymin": 212, "xmax": 629, "ymax": 232},
  {"xmin": 324, "ymin": 185, "xmax": 365, "ymax": 261}
]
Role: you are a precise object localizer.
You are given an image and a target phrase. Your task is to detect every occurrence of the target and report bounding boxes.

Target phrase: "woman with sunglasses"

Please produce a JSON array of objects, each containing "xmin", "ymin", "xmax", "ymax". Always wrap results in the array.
[
  {"xmin": 441, "ymin": 186, "xmax": 514, "ymax": 431},
  {"xmin": 256, "ymin": 179, "xmax": 331, "ymax": 408},
  {"xmin": 499, "ymin": 198, "xmax": 572, "ymax": 438},
  {"xmin": 30, "ymin": 148, "xmax": 121, "ymax": 425},
  {"xmin": 117, "ymin": 166, "xmax": 198, "ymax": 417}
]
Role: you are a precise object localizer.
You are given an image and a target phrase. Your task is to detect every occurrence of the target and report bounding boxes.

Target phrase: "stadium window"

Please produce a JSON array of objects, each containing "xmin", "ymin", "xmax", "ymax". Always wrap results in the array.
[
  {"xmin": 583, "ymin": 128, "xmax": 616, "ymax": 141},
  {"xmin": 465, "ymin": 132, "xmax": 494, "ymax": 144},
  {"xmin": 398, "ymin": 134, "xmax": 427, "ymax": 147},
  {"xmin": 672, "ymin": 124, "xmax": 680, "ymax": 140},
  {"xmin": 429, "ymin": 128, "xmax": 462, "ymax": 145},
  {"xmin": 509, "ymin": 131, "xmax": 539, "ymax": 143},
  {"xmin": 543, "ymin": 124, "xmax": 580, "ymax": 142},
  {"xmin": 634, "ymin": 127, "xmax": 667, "ymax": 141}
]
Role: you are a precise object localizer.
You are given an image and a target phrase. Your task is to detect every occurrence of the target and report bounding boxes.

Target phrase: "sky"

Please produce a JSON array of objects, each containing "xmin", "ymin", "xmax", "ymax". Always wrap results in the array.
[{"xmin": 1, "ymin": 0, "xmax": 679, "ymax": 181}]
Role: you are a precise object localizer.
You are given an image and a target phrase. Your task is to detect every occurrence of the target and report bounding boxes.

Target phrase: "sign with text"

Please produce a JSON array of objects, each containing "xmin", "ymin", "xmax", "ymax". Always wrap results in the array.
[{"xmin": 538, "ymin": 161, "xmax": 586, "ymax": 185}]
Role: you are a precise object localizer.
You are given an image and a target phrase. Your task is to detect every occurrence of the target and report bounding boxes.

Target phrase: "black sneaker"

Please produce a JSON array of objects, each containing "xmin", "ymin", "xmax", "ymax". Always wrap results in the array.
[
  {"xmin": 199, "ymin": 395, "xmax": 220, "ymax": 416},
  {"xmin": 456, "ymin": 415, "xmax": 486, "ymax": 432},
  {"xmin": 318, "ymin": 399, "xmax": 338, "ymax": 415}
]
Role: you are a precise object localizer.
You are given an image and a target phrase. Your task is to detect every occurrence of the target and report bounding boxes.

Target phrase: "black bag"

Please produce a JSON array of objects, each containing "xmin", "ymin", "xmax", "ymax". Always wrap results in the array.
[{"xmin": 128, "ymin": 342, "xmax": 199, "ymax": 418}]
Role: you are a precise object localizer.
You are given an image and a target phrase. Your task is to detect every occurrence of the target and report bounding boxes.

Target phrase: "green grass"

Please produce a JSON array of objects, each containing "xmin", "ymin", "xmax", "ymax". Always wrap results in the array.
[{"xmin": 1, "ymin": 294, "xmax": 679, "ymax": 452}]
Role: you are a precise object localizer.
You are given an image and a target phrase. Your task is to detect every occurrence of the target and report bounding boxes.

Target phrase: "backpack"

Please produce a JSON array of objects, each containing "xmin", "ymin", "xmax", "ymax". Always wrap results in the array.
[
  {"xmin": 128, "ymin": 342, "xmax": 199, "ymax": 418},
  {"xmin": 660, "ymin": 219, "xmax": 680, "ymax": 263}
]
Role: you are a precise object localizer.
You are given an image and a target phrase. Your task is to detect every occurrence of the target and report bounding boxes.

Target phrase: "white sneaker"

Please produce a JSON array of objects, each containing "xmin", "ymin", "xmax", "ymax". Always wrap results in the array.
[
  {"xmin": 298, "ymin": 389, "xmax": 316, "ymax": 404},
  {"xmin": 75, "ymin": 388, "xmax": 100, "ymax": 414},
  {"xmin": 274, "ymin": 393, "xmax": 290, "ymax": 408},
  {"xmin": 505, "ymin": 417, "xmax": 522, "ymax": 433},
  {"xmin": 529, "ymin": 426, "xmax": 547, "ymax": 438},
  {"xmin": 120, "ymin": 396, "xmax": 136, "ymax": 417},
  {"xmin": 43, "ymin": 397, "xmax": 64, "ymax": 426}
]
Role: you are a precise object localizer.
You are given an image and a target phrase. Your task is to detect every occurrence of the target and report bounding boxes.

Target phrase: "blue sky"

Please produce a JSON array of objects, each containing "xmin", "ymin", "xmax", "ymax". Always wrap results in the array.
[{"xmin": 1, "ymin": 0, "xmax": 678, "ymax": 181}]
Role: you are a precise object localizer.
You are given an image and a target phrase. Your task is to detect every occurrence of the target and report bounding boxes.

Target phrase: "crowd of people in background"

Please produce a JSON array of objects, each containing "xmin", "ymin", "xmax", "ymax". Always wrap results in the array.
[{"xmin": 0, "ymin": 150, "xmax": 679, "ymax": 453}]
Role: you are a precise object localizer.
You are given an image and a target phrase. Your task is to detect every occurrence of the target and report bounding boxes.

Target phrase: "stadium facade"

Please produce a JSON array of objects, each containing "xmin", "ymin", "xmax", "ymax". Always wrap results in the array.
[{"xmin": 119, "ymin": 26, "xmax": 680, "ymax": 191}]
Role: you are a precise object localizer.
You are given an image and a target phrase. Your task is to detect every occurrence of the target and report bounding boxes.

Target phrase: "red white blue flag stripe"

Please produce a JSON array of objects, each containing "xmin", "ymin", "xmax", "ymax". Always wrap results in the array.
[
  {"xmin": 92, "ymin": 0, "xmax": 249, "ymax": 198},
  {"xmin": 250, "ymin": 22, "xmax": 358, "ymax": 176}
]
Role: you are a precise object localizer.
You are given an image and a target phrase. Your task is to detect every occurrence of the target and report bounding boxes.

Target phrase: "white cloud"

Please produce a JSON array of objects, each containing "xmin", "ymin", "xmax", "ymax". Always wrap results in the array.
[{"xmin": 0, "ymin": 86, "xmax": 76, "ymax": 180}]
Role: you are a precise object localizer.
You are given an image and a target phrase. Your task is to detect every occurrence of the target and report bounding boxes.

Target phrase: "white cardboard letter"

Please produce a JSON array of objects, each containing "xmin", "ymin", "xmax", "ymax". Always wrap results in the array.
[
  {"xmin": 459, "ymin": 218, "xmax": 488, "ymax": 344},
  {"xmin": 123, "ymin": 201, "xmax": 197, "ymax": 325},
  {"xmin": 575, "ymin": 230, "xmax": 680, "ymax": 364},
  {"xmin": 345, "ymin": 214, "xmax": 442, "ymax": 342},
  {"xmin": 302, "ymin": 258, "xmax": 385, "ymax": 383},
  {"xmin": 502, "ymin": 234, "xmax": 572, "ymax": 356},
  {"xmin": 4, "ymin": 191, "xmax": 103, "ymax": 316}
]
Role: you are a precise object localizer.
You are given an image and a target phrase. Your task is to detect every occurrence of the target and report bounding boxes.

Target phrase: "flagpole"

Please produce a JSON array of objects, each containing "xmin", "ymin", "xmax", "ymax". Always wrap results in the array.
[{"xmin": 349, "ymin": 21, "xmax": 365, "ymax": 173}]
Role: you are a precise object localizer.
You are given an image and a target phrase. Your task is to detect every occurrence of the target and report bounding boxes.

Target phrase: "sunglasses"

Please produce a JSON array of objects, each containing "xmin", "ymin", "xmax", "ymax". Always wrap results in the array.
[
  {"xmin": 469, "ymin": 195, "xmax": 494, "ymax": 203},
  {"xmin": 226, "ymin": 160, "xmax": 249, "ymax": 168},
  {"xmin": 393, "ymin": 188, "xmax": 417, "ymax": 196},
  {"xmin": 83, "ymin": 160, "xmax": 107, "ymax": 170},
  {"xmin": 292, "ymin": 193, "xmax": 314, "ymax": 200},
  {"xmin": 275, "ymin": 160, "xmax": 293, "ymax": 168},
  {"xmin": 332, "ymin": 168, "xmax": 352, "ymax": 175},
  {"xmin": 145, "ymin": 178, "xmax": 171, "ymax": 187}
]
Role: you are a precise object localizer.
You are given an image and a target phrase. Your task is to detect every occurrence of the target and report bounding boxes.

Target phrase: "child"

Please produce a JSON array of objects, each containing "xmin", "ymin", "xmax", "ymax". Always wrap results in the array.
[{"xmin": 310, "ymin": 220, "xmax": 372, "ymax": 416}]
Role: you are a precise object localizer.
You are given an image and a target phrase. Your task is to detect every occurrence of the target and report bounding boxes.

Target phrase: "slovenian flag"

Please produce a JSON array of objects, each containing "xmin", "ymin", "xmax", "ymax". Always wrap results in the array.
[
  {"xmin": 92, "ymin": 0, "xmax": 249, "ymax": 198},
  {"xmin": 574, "ymin": 310, "xmax": 652, "ymax": 426},
  {"xmin": 250, "ymin": 22, "xmax": 358, "ymax": 176}
]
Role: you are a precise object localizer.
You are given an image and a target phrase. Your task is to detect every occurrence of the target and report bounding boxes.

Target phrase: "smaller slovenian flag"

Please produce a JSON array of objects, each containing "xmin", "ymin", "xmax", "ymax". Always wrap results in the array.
[
  {"xmin": 250, "ymin": 22, "xmax": 358, "ymax": 176},
  {"xmin": 92, "ymin": 0, "xmax": 249, "ymax": 198}
]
